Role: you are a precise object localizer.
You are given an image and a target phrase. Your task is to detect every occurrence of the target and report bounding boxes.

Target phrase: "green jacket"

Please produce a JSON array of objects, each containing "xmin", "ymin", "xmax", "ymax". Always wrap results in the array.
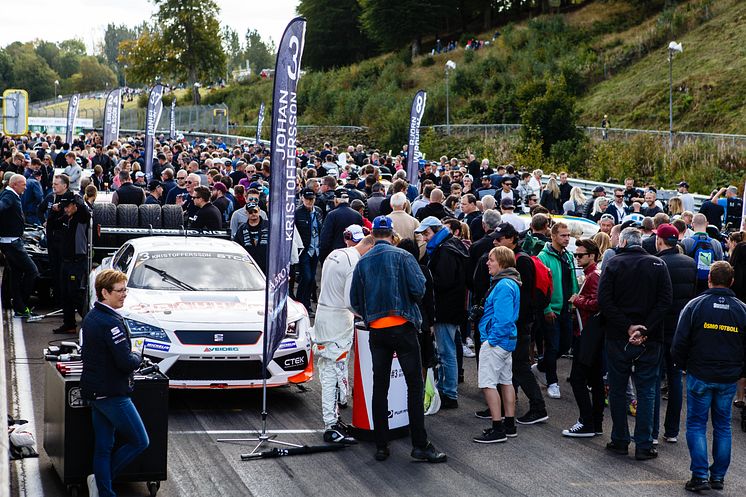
[{"xmin": 537, "ymin": 242, "xmax": 578, "ymax": 315}]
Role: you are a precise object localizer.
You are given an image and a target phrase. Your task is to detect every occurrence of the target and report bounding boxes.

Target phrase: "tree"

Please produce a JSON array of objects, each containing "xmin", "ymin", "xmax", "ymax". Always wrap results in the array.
[
  {"xmin": 154, "ymin": 0, "xmax": 227, "ymax": 104},
  {"xmin": 103, "ymin": 24, "xmax": 137, "ymax": 66},
  {"xmin": 359, "ymin": 0, "xmax": 456, "ymax": 58},
  {"xmin": 118, "ymin": 26, "xmax": 173, "ymax": 86},
  {"xmin": 0, "ymin": 49, "xmax": 12, "ymax": 90},
  {"xmin": 244, "ymin": 29, "xmax": 274, "ymax": 77},
  {"xmin": 58, "ymin": 39, "xmax": 86, "ymax": 56},
  {"xmin": 519, "ymin": 76, "xmax": 583, "ymax": 155},
  {"xmin": 72, "ymin": 56, "xmax": 118, "ymax": 92},
  {"xmin": 35, "ymin": 41, "xmax": 60, "ymax": 72},
  {"xmin": 221, "ymin": 26, "xmax": 243, "ymax": 72},
  {"xmin": 6, "ymin": 43, "xmax": 57, "ymax": 100},
  {"xmin": 297, "ymin": 0, "xmax": 376, "ymax": 70}
]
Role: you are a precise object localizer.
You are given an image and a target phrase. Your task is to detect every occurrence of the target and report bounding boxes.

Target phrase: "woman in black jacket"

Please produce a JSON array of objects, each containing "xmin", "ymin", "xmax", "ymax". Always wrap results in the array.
[
  {"xmin": 81, "ymin": 269, "xmax": 148, "ymax": 497},
  {"xmin": 398, "ymin": 238, "xmax": 436, "ymax": 372}
]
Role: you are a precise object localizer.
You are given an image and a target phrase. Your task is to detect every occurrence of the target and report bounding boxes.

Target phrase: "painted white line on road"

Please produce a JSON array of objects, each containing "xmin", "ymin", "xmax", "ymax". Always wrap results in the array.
[
  {"xmin": 172, "ymin": 429, "xmax": 324, "ymax": 435},
  {"xmin": 10, "ymin": 316, "xmax": 44, "ymax": 497},
  {"xmin": 570, "ymin": 480, "xmax": 682, "ymax": 487}
]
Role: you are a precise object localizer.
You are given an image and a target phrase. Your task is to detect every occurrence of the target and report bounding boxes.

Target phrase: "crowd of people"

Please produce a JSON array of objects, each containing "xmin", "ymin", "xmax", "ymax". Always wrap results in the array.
[{"xmin": 2, "ymin": 130, "xmax": 746, "ymax": 489}]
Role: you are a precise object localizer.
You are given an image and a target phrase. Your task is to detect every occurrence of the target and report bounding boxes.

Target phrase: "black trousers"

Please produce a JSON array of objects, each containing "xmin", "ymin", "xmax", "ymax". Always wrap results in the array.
[
  {"xmin": 0, "ymin": 239, "xmax": 39, "ymax": 313},
  {"xmin": 48, "ymin": 240, "xmax": 62, "ymax": 305},
  {"xmin": 61, "ymin": 258, "xmax": 87, "ymax": 328},
  {"xmin": 569, "ymin": 351, "xmax": 605, "ymax": 429},
  {"xmin": 512, "ymin": 330, "xmax": 546, "ymax": 413},
  {"xmin": 369, "ymin": 323, "xmax": 428, "ymax": 449}
]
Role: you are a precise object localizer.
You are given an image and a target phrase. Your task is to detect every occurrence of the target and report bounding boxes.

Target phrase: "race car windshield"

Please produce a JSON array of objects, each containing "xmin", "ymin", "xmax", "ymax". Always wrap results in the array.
[{"xmin": 128, "ymin": 251, "xmax": 265, "ymax": 291}]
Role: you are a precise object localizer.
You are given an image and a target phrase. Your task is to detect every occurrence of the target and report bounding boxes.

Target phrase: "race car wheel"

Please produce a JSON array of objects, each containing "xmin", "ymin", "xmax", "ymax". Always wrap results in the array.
[
  {"xmin": 93, "ymin": 202, "xmax": 117, "ymax": 248},
  {"xmin": 162, "ymin": 204, "xmax": 184, "ymax": 229},
  {"xmin": 139, "ymin": 204, "xmax": 163, "ymax": 229},
  {"xmin": 116, "ymin": 204, "xmax": 139, "ymax": 228}
]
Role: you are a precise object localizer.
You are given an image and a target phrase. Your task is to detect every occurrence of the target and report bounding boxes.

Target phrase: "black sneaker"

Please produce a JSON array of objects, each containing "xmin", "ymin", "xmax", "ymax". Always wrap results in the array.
[
  {"xmin": 440, "ymin": 396, "xmax": 459, "ymax": 409},
  {"xmin": 374, "ymin": 446, "xmax": 389, "ymax": 461},
  {"xmin": 474, "ymin": 408, "xmax": 491, "ymax": 419},
  {"xmin": 323, "ymin": 424, "xmax": 357, "ymax": 445},
  {"xmin": 635, "ymin": 447, "xmax": 658, "ymax": 460},
  {"xmin": 411, "ymin": 442, "xmax": 447, "ymax": 463},
  {"xmin": 473, "ymin": 427, "xmax": 507, "ymax": 444},
  {"xmin": 709, "ymin": 478, "xmax": 724, "ymax": 491},
  {"xmin": 685, "ymin": 478, "xmax": 711, "ymax": 492},
  {"xmin": 562, "ymin": 421, "xmax": 595, "ymax": 438},
  {"xmin": 505, "ymin": 423, "xmax": 517, "ymax": 438},
  {"xmin": 516, "ymin": 410, "xmax": 549, "ymax": 425},
  {"xmin": 605, "ymin": 441, "xmax": 629, "ymax": 455}
]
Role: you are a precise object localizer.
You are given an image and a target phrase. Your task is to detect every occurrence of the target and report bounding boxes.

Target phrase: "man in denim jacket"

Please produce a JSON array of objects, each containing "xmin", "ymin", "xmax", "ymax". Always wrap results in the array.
[{"xmin": 350, "ymin": 215, "xmax": 447, "ymax": 464}]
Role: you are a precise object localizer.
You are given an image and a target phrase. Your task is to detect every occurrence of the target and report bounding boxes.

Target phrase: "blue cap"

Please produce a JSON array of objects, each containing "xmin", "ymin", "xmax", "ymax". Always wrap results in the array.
[
  {"xmin": 414, "ymin": 216, "xmax": 443, "ymax": 233},
  {"xmin": 372, "ymin": 215, "xmax": 393, "ymax": 230}
]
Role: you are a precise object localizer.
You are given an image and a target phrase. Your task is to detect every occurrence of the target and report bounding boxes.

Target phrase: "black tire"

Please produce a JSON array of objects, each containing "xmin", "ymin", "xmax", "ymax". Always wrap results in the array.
[
  {"xmin": 162, "ymin": 204, "xmax": 184, "ymax": 229},
  {"xmin": 139, "ymin": 204, "xmax": 163, "ymax": 229},
  {"xmin": 93, "ymin": 202, "xmax": 117, "ymax": 249},
  {"xmin": 116, "ymin": 204, "xmax": 139, "ymax": 228}
]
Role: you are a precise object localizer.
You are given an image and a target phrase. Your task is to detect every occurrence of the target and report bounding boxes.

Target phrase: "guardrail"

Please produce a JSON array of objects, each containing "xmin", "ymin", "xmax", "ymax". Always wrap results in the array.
[{"xmin": 0, "ymin": 270, "xmax": 11, "ymax": 497}]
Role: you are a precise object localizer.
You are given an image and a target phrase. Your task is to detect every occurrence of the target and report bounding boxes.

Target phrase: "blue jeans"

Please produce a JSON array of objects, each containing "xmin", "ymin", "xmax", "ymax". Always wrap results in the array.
[
  {"xmin": 605, "ymin": 339, "xmax": 661, "ymax": 449},
  {"xmin": 90, "ymin": 396, "xmax": 149, "ymax": 497},
  {"xmin": 685, "ymin": 374, "xmax": 736, "ymax": 480},
  {"xmin": 434, "ymin": 322, "xmax": 458, "ymax": 400},
  {"xmin": 653, "ymin": 342, "xmax": 683, "ymax": 439},
  {"xmin": 296, "ymin": 251, "xmax": 318, "ymax": 311},
  {"xmin": 537, "ymin": 309, "xmax": 572, "ymax": 385}
]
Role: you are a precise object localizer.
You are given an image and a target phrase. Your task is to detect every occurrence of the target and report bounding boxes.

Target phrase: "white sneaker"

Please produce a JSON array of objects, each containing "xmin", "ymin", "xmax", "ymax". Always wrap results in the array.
[
  {"xmin": 664, "ymin": 436, "xmax": 678, "ymax": 443},
  {"xmin": 462, "ymin": 345, "xmax": 476, "ymax": 358},
  {"xmin": 547, "ymin": 383, "xmax": 561, "ymax": 399},
  {"xmin": 465, "ymin": 337, "xmax": 475, "ymax": 348},
  {"xmin": 652, "ymin": 439, "xmax": 659, "ymax": 445},
  {"xmin": 87, "ymin": 474, "xmax": 99, "ymax": 497},
  {"xmin": 531, "ymin": 363, "xmax": 547, "ymax": 386}
]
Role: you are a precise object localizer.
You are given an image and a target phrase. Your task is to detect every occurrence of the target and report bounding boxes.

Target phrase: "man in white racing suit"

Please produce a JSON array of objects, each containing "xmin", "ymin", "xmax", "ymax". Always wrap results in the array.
[{"xmin": 315, "ymin": 225, "xmax": 374, "ymax": 443}]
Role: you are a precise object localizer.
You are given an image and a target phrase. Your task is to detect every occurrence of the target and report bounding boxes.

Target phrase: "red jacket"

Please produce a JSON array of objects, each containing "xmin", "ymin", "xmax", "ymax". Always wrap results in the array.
[{"xmin": 573, "ymin": 262, "xmax": 600, "ymax": 336}]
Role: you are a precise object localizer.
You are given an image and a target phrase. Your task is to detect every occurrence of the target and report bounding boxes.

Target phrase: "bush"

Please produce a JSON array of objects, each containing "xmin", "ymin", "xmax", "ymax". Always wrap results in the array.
[{"xmin": 420, "ymin": 56, "xmax": 435, "ymax": 67}]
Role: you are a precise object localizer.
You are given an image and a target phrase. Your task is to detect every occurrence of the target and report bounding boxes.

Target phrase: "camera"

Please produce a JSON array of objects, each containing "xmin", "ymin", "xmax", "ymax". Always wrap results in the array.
[{"xmin": 468, "ymin": 304, "xmax": 484, "ymax": 322}]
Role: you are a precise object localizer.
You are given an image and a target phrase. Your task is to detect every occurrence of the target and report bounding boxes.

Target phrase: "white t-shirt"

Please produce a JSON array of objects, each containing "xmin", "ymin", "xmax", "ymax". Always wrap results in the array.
[
  {"xmin": 318, "ymin": 247, "xmax": 360, "ymax": 310},
  {"xmin": 501, "ymin": 213, "xmax": 526, "ymax": 232}
]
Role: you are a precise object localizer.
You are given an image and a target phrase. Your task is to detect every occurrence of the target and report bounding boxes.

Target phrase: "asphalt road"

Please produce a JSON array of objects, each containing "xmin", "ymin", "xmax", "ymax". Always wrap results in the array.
[{"xmin": 6, "ymin": 305, "xmax": 746, "ymax": 497}]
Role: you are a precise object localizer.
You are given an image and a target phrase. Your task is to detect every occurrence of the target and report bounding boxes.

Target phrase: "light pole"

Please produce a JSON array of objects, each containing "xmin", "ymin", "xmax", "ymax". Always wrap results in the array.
[
  {"xmin": 54, "ymin": 80, "xmax": 59, "ymax": 99},
  {"xmin": 445, "ymin": 60, "xmax": 456, "ymax": 135},
  {"xmin": 668, "ymin": 41, "xmax": 682, "ymax": 150}
]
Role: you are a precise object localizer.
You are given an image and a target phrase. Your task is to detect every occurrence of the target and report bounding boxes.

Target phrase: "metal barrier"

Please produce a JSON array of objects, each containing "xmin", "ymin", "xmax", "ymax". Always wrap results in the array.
[{"xmin": 0, "ymin": 270, "xmax": 11, "ymax": 497}]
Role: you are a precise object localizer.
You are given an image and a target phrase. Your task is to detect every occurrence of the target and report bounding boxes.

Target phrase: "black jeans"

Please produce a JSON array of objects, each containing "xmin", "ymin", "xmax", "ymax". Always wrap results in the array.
[
  {"xmin": 0, "ymin": 239, "xmax": 39, "ymax": 313},
  {"xmin": 369, "ymin": 323, "xmax": 427, "ymax": 449},
  {"xmin": 569, "ymin": 351, "xmax": 605, "ymax": 429},
  {"xmin": 512, "ymin": 328, "xmax": 546, "ymax": 413},
  {"xmin": 61, "ymin": 258, "xmax": 87, "ymax": 328}
]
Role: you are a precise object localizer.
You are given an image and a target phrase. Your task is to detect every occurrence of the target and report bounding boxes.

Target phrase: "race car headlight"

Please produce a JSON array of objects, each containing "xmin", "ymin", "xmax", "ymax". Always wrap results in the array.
[
  {"xmin": 124, "ymin": 319, "xmax": 170, "ymax": 342},
  {"xmin": 285, "ymin": 320, "xmax": 299, "ymax": 339}
]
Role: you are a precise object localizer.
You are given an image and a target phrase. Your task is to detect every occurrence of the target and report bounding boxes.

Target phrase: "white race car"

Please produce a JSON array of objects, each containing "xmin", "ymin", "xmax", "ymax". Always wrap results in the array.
[{"xmin": 89, "ymin": 236, "xmax": 313, "ymax": 389}]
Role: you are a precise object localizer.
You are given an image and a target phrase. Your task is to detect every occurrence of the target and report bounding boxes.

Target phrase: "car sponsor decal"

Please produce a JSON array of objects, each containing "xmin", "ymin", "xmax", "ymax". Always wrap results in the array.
[
  {"xmin": 278, "ymin": 340, "xmax": 296, "ymax": 350},
  {"xmin": 203, "ymin": 346, "xmax": 240, "ymax": 352},
  {"xmin": 145, "ymin": 342, "xmax": 171, "ymax": 352},
  {"xmin": 110, "ymin": 326, "xmax": 123, "ymax": 337},
  {"xmin": 128, "ymin": 301, "xmax": 264, "ymax": 314}
]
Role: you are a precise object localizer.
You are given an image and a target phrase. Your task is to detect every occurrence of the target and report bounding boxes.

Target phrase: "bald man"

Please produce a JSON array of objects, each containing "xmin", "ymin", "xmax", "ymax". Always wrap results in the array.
[
  {"xmin": 0, "ymin": 175, "xmax": 39, "ymax": 318},
  {"xmin": 415, "ymin": 188, "xmax": 453, "ymax": 221}
]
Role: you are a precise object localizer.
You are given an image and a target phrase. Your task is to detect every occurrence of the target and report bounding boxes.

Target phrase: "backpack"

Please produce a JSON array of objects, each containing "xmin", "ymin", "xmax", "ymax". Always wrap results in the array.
[
  {"xmin": 517, "ymin": 252, "xmax": 553, "ymax": 312},
  {"xmin": 521, "ymin": 232, "xmax": 546, "ymax": 257},
  {"xmin": 687, "ymin": 234, "xmax": 715, "ymax": 282}
]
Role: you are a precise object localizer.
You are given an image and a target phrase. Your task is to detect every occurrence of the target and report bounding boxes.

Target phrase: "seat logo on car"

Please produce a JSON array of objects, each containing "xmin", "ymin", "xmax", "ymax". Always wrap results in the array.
[
  {"xmin": 204, "ymin": 346, "xmax": 239, "ymax": 352},
  {"xmin": 214, "ymin": 333, "xmax": 224, "ymax": 342}
]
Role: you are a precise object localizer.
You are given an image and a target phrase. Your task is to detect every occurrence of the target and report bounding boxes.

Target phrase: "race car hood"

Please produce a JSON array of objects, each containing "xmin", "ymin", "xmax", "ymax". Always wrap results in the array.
[{"xmin": 120, "ymin": 289, "xmax": 306, "ymax": 325}]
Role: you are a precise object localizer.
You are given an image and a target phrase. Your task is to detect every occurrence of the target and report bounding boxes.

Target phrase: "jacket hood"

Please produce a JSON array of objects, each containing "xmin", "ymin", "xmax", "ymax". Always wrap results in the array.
[
  {"xmin": 440, "ymin": 233, "xmax": 469, "ymax": 258},
  {"xmin": 493, "ymin": 267, "xmax": 522, "ymax": 286},
  {"xmin": 539, "ymin": 242, "xmax": 568, "ymax": 260}
]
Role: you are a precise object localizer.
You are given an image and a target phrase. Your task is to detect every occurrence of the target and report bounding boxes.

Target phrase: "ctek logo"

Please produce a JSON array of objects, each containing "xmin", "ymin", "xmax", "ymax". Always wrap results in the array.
[
  {"xmin": 204, "ymin": 346, "xmax": 239, "ymax": 352},
  {"xmin": 283, "ymin": 356, "xmax": 305, "ymax": 368}
]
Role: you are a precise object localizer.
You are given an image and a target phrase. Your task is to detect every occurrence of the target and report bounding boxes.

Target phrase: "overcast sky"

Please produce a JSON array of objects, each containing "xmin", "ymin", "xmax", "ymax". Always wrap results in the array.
[{"xmin": 0, "ymin": 0, "xmax": 299, "ymax": 53}]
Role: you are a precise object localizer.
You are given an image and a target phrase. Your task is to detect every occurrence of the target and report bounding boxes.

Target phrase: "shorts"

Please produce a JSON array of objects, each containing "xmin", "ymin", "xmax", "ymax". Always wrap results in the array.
[{"xmin": 478, "ymin": 342, "xmax": 513, "ymax": 388}]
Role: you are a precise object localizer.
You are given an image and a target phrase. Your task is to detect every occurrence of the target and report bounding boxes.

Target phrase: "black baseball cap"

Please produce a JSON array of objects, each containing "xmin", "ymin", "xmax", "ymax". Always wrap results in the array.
[
  {"xmin": 245, "ymin": 201, "xmax": 259, "ymax": 212},
  {"xmin": 301, "ymin": 188, "xmax": 315, "ymax": 199},
  {"xmin": 487, "ymin": 222, "xmax": 519, "ymax": 240},
  {"xmin": 148, "ymin": 180, "xmax": 162, "ymax": 191}
]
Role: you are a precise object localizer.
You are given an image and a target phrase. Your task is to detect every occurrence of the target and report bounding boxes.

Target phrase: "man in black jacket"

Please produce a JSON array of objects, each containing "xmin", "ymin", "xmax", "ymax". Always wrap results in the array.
[
  {"xmin": 234, "ymin": 201, "xmax": 269, "ymax": 273},
  {"xmin": 294, "ymin": 188, "xmax": 323, "ymax": 312},
  {"xmin": 54, "ymin": 196, "xmax": 91, "ymax": 334},
  {"xmin": 112, "ymin": 171, "xmax": 145, "ymax": 206},
  {"xmin": 415, "ymin": 188, "xmax": 452, "ymax": 221},
  {"xmin": 318, "ymin": 190, "xmax": 363, "ymax": 264},
  {"xmin": 671, "ymin": 261, "xmax": 746, "ymax": 492},
  {"xmin": 653, "ymin": 224, "xmax": 696, "ymax": 444},
  {"xmin": 190, "ymin": 185, "xmax": 223, "ymax": 230},
  {"xmin": 0, "ymin": 174, "xmax": 39, "ymax": 318},
  {"xmin": 598, "ymin": 227, "xmax": 672, "ymax": 461},
  {"xmin": 81, "ymin": 269, "xmax": 148, "ymax": 497},
  {"xmin": 38, "ymin": 174, "xmax": 73, "ymax": 306},
  {"xmin": 416, "ymin": 216, "xmax": 469, "ymax": 408}
]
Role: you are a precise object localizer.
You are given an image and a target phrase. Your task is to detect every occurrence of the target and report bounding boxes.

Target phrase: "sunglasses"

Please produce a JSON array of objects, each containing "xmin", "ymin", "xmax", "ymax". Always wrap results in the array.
[
  {"xmin": 186, "ymin": 180, "xmax": 196, "ymax": 184},
  {"xmin": 615, "ymin": 194, "xmax": 624, "ymax": 198},
  {"xmin": 574, "ymin": 252, "xmax": 588, "ymax": 259}
]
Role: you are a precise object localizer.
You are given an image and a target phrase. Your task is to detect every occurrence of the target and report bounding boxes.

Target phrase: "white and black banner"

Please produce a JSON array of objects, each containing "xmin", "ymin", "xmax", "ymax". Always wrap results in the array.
[
  {"xmin": 406, "ymin": 90, "xmax": 427, "ymax": 189},
  {"xmin": 169, "ymin": 97, "xmax": 176, "ymax": 139},
  {"xmin": 102, "ymin": 88, "xmax": 122, "ymax": 147},
  {"xmin": 264, "ymin": 17, "xmax": 306, "ymax": 366},
  {"xmin": 256, "ymin": 101, "xmax": 265, "ymax": 144},
  {"xmin": 144, "ymin": 84, "xmax": 164, "ymax": 179},
  {"xmin": 65, "ymin": 94, "xmax": 80, "ymax": 144}
]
